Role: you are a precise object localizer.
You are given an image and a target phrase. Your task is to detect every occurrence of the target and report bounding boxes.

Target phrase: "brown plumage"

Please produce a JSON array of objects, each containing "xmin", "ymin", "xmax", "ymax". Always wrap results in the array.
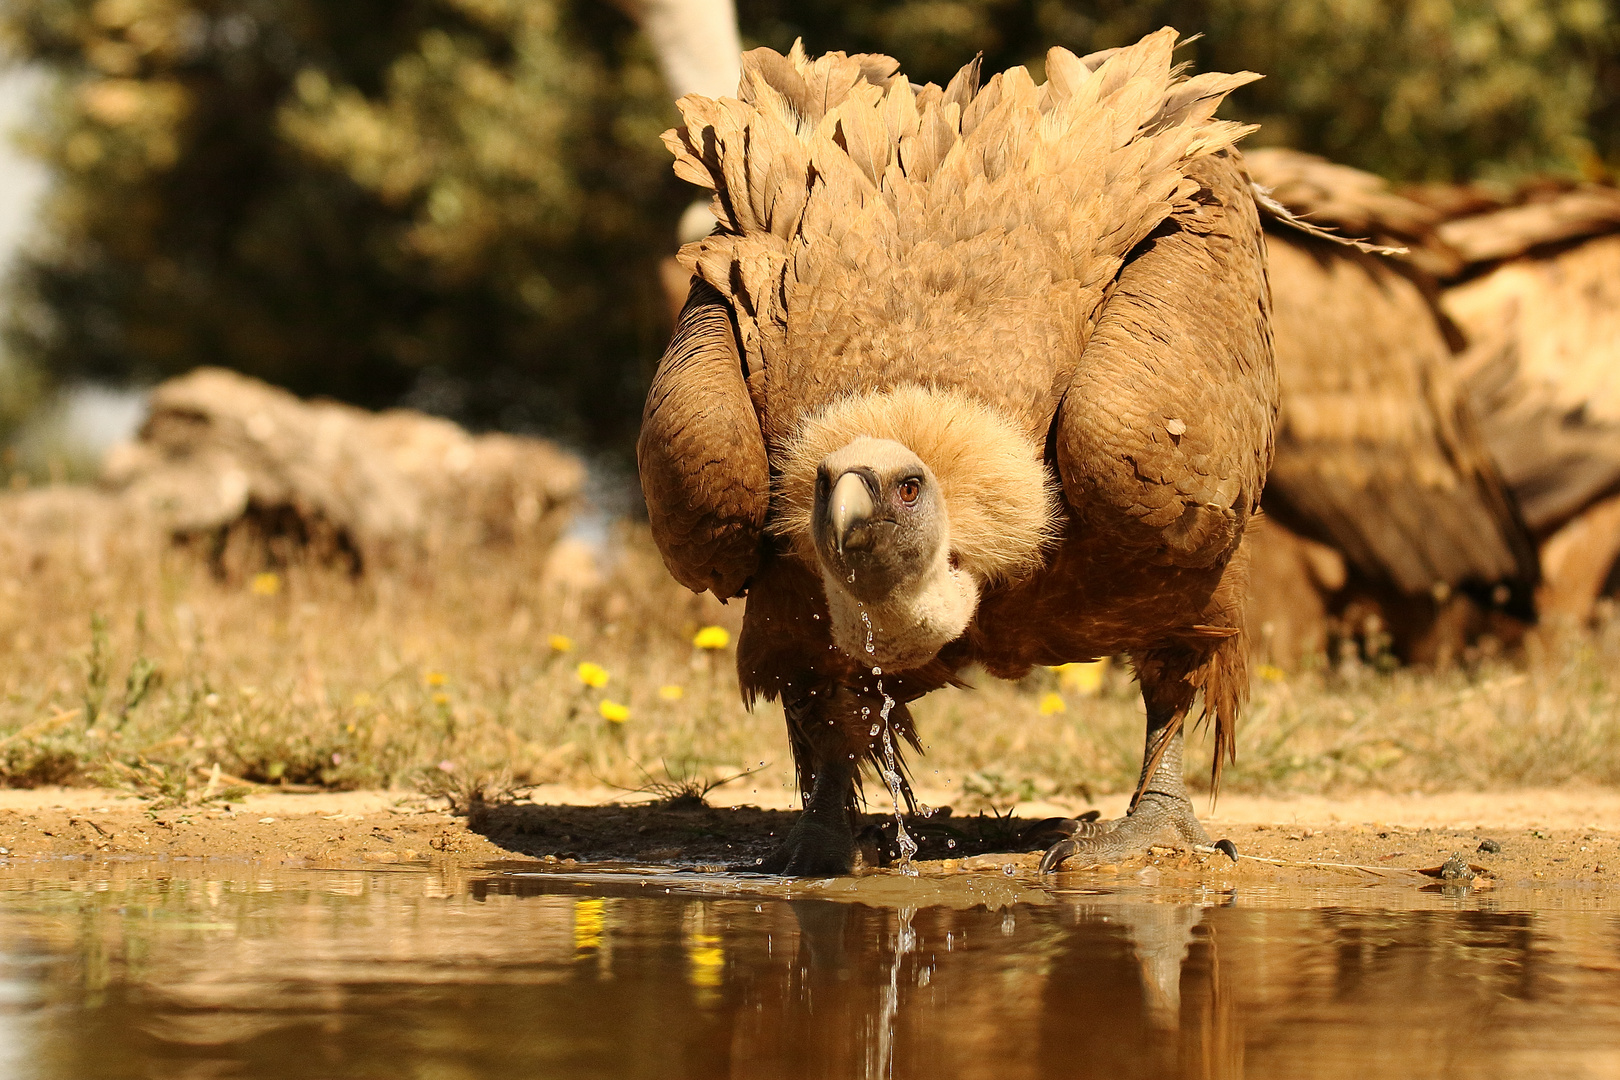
[
  {"xmin": 1423, "ymin": 181, "xmax": 1620, "ymax": 621},
  {"xmin": 639, "ymin": 30, "xmax": 1275, "ymax": 874},
  {"xmin": 1245, "ymin": 149, "xmax": 1538, "ymax": 662}
]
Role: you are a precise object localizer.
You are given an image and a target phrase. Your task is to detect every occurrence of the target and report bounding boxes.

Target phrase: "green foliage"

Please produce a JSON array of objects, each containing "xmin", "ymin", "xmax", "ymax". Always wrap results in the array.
[
  {"xmin": 1, "ymin": 0, "xmax": 1615, "ymax": 447},
  {"xmin": 0, "ymin": 357, "xmax": 44, "ymax": 452},
  {"xmin": 1, "ymin": 0, "xmax": 684, "ymax": 444},
  {"xmin": 738, "ymin": 0, "xmax": 1618, "ymax": 182}
]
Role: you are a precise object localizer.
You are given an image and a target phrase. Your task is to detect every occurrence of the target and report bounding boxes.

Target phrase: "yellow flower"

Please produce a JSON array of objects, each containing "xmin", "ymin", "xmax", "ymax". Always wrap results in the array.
[
  {"xmin": 548, "ymin": 633, "xmax": 574, "ymax": 653},
  {"xmin": 576, "ymin": 662, "xmax": 609, "ymax": 688},
  {"xmin": 1038, "ymin": 692, "xmax": 1067, "ymax": 716},
  {"xmin": 250, "ymin": 572, "xmax": 280, "ymax": 597},
  {"xmin": 599, "ymin": 699, "xmax": 630, "ymax": 723},
  {"xmin": 424, "ymin": 671, "xmax": 448, "ymax": 687},
  {"xmin": 1053, "ymin": 658, "xmax": 1109, "ymax": 696},
  {"xmin": 1258, "ymin": 664, "xmax": 1287, "ymax": 683},
  {"xmin": 692, "ymin": 625, "xmax": 730, "ymax": 650},
  {"xmin": 351, "ymin": 692, "xmax": 373, "ymax": 708},
  {"xmin": 431, "ymin": 692, "xmax": 450, "ymax": 706},
  {"xmin": 658, "ymin": 684, "xmax": 685, "ymax": 701}
]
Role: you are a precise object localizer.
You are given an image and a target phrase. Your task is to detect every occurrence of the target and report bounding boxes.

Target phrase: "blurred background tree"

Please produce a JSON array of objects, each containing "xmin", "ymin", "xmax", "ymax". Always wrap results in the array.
[
  {"xmin": 0, "ymin": 0, "xmax": 682, "ymax": 451},
  {"xmin": 1, "ymin": 0, "xmax": 1616, "ymax": 457},
  {"xmin": 739, "ymin": 1, "xmax": 1617, "ymax": 181}
]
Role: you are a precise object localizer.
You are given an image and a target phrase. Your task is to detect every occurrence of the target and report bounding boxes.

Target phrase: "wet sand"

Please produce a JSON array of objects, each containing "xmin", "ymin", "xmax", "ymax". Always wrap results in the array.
[{"xmin": 0, "ymin": 784, "xmax": 1615, "ymax": 887}]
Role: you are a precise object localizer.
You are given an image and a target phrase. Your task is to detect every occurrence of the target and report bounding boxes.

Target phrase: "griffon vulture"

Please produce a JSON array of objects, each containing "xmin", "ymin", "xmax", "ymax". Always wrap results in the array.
[
  {"xmin": 1245, "ymin": 149, "xmax": 1538, "ymax": 665},
  {"xmin": 639, "ymin": 30, "xmax": 1275, "ymax": 874},
  {"xmin": 1421, "ymin": 181, "xmax": 1620, "ymax": 623}
]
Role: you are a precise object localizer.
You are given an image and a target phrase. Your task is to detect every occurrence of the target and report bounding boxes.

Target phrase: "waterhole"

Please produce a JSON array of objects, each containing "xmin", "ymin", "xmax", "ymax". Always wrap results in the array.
[{"xmin": 2, "ymin": 859, "xmax": 1618, "ymax": 1079}]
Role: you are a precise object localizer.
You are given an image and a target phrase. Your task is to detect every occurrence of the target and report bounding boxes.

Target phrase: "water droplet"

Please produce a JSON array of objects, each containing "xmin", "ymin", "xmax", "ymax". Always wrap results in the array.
[
  {"xmin": 869, "ymin": 724, "xmax": 880, "ymax": 736},
  {"xmin": 946, "ymin": 838, "xmax": 956, "ymax": 849}
]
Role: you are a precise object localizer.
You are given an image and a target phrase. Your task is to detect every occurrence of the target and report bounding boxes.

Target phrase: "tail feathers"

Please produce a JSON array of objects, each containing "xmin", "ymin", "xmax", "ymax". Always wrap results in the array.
[{"xmin": 1191, "ymin": 629, "xmax": 1248, "ymax": 795}]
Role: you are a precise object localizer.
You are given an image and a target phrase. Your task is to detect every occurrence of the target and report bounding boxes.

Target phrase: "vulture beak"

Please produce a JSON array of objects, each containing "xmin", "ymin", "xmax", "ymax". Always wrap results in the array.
[{"xmin": 829, "ymin": 470, "xmax": 876, "ymax": 556}]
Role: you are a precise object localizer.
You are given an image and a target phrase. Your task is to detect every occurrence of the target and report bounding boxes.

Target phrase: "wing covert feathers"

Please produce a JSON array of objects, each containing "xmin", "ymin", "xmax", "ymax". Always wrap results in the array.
[
  {"xmin": 1055, "ymin": 151, "xmax": 1275, "ymax": 569},
  {"xmin": 638, "ymin": 281, "xmax": 769, "ymax": 599},
  {"xmin": 661, "ymin": 28, "xmax": 1260, "ymax": 440}
]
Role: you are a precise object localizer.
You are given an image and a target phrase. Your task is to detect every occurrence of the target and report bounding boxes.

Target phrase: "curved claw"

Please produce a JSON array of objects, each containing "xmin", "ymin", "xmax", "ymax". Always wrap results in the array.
[
  {"xmin": 1039, "ymin": 838, "xmax": 1079, "ymax": 875},
  {"xmin": 1214, "ymin": 838, "xmax": 1239, "ymax": 862}
]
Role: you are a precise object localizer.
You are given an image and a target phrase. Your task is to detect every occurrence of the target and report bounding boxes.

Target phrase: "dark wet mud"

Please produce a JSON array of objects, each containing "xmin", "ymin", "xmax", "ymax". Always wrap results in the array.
[{"xmin": 2, "ymin": 858, "xmax": 1619, "ymax": 1079}]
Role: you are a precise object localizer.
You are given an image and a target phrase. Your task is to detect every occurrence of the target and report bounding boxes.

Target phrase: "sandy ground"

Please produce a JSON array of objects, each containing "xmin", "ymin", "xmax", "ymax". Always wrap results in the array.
[{"xmin": 1, "ymin": 784, "xmax": 1617, "ymax": 888}]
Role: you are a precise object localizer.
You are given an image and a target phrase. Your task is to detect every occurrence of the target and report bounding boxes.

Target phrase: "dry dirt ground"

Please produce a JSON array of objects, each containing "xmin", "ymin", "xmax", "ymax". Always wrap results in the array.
[{"xmin": 2, "ymin": 785, "xmax": 1617, "ymax": 889}]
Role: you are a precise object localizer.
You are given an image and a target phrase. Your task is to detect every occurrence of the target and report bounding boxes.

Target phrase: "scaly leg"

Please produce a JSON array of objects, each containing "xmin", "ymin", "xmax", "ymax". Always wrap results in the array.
[
  {"xmin": 1037, "ymin": 672, "xmax": 1231, "ymax": 873},
  {"xmin": 752, "ymin": 687, "xmax": 862, "ymax": 875}
]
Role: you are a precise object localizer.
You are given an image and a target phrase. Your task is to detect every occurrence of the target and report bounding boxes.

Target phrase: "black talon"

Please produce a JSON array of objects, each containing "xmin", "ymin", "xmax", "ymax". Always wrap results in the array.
[
  {"xmin": 1214, "ymin": 838, "xmax": 1238, "ymax": 862},
  {"xmin": 1078, "ymin": 809, "xmax": 1101, "ymax": 822},
  {"xmin": 1039, "ymin": 839, "xmax": 1079, "ymax": 875}
]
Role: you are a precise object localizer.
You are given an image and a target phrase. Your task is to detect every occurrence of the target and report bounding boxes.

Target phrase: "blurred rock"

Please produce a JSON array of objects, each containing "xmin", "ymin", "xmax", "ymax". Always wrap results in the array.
[
  {"xmin": 3, "ymin": 367, "xmax": 585, "ymax": 577},
  {"xmin": 0, "ymin": 484, "xmax": 147, "ymax": 575}
]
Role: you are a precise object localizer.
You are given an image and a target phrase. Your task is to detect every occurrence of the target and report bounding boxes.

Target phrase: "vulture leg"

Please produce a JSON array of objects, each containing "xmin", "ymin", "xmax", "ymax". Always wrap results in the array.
[
  {"xmin": 751, "ymin": 688, "xmax": 861, "ymax": 875},
  {"xmin": 1036, "ymin": 665, "xmax": 1219, "ymax": 872}
]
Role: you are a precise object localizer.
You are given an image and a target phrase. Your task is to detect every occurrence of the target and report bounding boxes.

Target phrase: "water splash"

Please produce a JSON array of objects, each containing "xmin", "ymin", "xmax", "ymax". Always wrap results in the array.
[{"xmin": 860, "ymin": 609, "xmax": 917, "ymax": 874}]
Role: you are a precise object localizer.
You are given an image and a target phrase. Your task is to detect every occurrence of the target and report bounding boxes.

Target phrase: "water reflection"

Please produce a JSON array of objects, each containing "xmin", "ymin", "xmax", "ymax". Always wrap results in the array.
[{"xmin": 1, "ymin": 861, "xmax": 1618, "ymax": 1079}]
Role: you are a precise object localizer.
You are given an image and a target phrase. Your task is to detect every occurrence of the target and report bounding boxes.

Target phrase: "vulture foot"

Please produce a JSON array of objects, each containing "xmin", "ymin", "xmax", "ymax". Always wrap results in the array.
[
  {"xmin": 750, "ymin": 814, "xmax": 854, "ymax": 876},
  {"xmin": 1033, "ymin": 791, "xmax": 1213, "ymax": 873},
  {"xmin": 746, "ymin": 758, "xmax": 858, "ymax": 876}
]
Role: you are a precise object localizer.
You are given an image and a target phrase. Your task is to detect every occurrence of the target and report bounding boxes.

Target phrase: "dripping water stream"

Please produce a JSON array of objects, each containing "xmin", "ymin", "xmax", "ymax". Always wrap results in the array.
[{"xmin": 860, "ymin": 609, "xmax": 918, "ymax": 874}]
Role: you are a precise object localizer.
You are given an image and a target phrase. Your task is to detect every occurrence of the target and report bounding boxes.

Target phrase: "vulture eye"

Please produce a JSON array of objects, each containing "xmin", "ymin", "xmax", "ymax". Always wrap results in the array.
[{"xmin": 897, "ymin": 478, "xmax": 921, "ymax": 505}]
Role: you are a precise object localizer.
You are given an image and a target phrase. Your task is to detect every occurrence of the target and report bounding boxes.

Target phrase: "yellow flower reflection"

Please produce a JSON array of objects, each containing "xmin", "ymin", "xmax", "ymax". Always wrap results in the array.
[
  {"xmin": 576, "ymin": 662, "xmax": 608, "ymax": 688},
  {"xmin": 574, "ymin": 898, "xmax": 605, "ymax": 953},
  {"xmin": 687, "ymin": 932, "xmax": 724, "ymax": 989}
]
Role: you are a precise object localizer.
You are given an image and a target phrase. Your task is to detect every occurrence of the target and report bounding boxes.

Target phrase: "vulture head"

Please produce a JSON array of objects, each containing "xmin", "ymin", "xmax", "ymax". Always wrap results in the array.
[
  {"xmin": 773, "ymin": 387, "xmax": 1058, "ymax": 672},
  {"xmin": 811, "ymin": 437, "xmax": 977, "ymax": 670}
]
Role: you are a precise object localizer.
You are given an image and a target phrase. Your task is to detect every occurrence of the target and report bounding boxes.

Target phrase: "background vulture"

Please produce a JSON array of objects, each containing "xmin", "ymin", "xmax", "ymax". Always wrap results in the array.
[
  {"xmin": 639, "ymin": 30, "xmax": 1276, "ymax": 874},
  {"xmin": 1421, "ymin": 181, "xmax": 1620, "ymax": 624},
  {"xmin": 1245, "ymin": 149, "xmax": 1539, "ymax": 666}
]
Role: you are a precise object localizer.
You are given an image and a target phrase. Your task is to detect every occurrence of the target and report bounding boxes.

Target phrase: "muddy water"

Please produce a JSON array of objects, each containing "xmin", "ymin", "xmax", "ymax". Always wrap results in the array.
[{"xmin": 2, "ymin": 861, "xmax": 1618, "ymax": 1079}]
